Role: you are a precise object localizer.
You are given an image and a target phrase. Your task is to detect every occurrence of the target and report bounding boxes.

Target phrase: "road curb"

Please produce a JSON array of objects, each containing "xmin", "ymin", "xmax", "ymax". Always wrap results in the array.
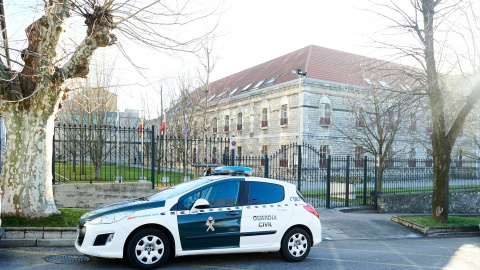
[
  {"xmin": 0, "ymin": 227, "xmax": 76, "ymax": 247},
  {"xmin": 391, "ymin": 215, "xmax": 480, "ymax": 236}
]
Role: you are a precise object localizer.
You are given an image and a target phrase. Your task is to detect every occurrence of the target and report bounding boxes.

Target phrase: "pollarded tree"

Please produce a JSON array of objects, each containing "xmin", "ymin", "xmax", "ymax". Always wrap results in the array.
[
  {"xmin": 0, "ymin": 0, "xmax": 219, "ymax": 218},
  {"xmin": 372, "ymin": 0, "xmax": 480, "ymax": 223}
]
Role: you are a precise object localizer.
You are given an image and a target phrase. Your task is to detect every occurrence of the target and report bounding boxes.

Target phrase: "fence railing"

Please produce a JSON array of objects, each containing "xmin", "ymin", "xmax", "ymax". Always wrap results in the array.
[{"xmin": 53, "ymin": 124, "xmax": 480, "ymax": 208}]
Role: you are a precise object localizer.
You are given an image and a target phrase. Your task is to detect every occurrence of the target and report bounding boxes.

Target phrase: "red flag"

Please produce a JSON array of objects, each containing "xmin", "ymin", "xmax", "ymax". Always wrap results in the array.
[
  {"xmin": 161, "ymin": 121, "xmax": 165, "ymax": 138},
  {"xmin": 139, "ymin": 117, "xmax": 143, "ymax": 137}
]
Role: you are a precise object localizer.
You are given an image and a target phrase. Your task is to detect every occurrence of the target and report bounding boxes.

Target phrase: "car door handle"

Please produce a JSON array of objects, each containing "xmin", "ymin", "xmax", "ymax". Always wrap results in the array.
[
  {"xmin": 227, "ymin": 211, "xmax": 240, "ymax": 216},
  {"xmin": 277, "ymin": 208, "xmax": 288, "ymax": 212}
]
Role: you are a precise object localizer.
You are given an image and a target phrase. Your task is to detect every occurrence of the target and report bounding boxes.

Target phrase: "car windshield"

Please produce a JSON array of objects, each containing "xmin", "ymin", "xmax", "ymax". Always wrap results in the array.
[{"xmin": 144, "ymin": 178, "xmax": 212, "ymax": 202}]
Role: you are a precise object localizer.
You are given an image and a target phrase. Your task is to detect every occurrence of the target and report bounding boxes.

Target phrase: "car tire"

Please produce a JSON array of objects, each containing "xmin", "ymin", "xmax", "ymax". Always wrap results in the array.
[
  {"xmin": 280, "ymin": 227, "xmax": 311, "ymax": 262},
  {"xmin": 126, "ymin": 228, "xmax": 170, "ymax": 269}
]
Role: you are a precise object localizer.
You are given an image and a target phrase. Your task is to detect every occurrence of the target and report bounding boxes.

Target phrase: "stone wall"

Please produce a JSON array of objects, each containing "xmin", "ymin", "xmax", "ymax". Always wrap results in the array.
[
  {"xmin": 53, "ymin": 183, "xmax": 158, "ymax": 209},
  {"xmin": 377, "ymin": 190, "xmax": 480, "ymax": 214}
]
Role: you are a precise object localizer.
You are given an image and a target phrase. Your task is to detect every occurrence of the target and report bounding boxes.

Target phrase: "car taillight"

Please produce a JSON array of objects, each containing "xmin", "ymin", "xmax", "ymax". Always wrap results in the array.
[{"xmin": 303, "ymin": 205, "xmax": 319, "ymax": 219}]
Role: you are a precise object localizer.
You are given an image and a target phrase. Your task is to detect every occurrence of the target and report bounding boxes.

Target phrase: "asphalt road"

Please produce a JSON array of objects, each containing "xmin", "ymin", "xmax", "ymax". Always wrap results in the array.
[{"xmin": 0, "ymin": 237, "xmax": 479, "ymax": 270}]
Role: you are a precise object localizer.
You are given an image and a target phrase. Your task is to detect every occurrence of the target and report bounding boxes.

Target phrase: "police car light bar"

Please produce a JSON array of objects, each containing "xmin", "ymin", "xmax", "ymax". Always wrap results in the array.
[{"xmin": 214, "ymin": 166, "xmax": 253, "ymax": 176}]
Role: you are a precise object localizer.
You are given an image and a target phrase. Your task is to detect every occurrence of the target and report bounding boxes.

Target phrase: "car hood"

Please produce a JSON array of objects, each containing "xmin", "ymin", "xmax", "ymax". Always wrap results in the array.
[{"xmin": 79, "ymin": 198, "xmax": 166, "ymax": 226}]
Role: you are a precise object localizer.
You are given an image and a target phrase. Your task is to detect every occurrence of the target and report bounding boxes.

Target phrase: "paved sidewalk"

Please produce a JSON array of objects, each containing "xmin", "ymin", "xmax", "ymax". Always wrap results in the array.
[{"xmin": 318, "ymin": 207, "xmax": 424, "ymax": 240}]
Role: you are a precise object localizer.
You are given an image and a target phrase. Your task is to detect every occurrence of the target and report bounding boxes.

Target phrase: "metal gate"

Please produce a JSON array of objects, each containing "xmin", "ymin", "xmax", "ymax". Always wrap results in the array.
[{"xmin": 263, "ymin": 144, "xmax": 377, "ymax": 209}]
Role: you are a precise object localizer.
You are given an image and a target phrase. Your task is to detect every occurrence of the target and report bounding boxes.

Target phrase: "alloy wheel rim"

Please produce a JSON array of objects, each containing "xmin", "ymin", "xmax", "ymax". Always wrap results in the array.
[
  {"xmin": 287, "ymin": 233, "xmax": 308, "ymax": 257},
  {"xmin": 135, "ymin": 235, "xmax": 165, "ymax": 264}
]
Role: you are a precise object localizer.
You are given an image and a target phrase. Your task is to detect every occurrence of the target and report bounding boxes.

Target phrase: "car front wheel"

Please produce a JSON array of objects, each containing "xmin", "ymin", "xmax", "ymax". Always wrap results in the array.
[
  {"xmin": 280, "ymin": 227, "xmax": 311, "ymax": 262},
  {"xmin": 126, "ymin": 228, "xmax": 170, "ymax": 269}
]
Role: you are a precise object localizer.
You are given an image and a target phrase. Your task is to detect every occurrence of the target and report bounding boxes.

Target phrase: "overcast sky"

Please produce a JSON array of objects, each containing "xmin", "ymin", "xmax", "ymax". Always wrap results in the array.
[{"xmin": 4, "ymin": 0, "xmax": 391, "ymax": 118}]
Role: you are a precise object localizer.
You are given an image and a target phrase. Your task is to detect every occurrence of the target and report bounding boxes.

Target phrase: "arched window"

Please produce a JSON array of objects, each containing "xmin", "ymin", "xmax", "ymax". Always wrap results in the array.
[
  {"xmin": 261, "ymin": 108, "xmax": 268, "ymax": 128},
  {"xmin": 355, "ymin": 146, "xmax": 364, "ymax": 167},
  {"xmin": 212, "ymin": 117, "xmax": 217, "ymax": 134},
  {"xmin": 356, "ymin": 108, "xmax": 365, "ymax": 127},
  {"xmin": 224, "ymin": 115, "xmax": 230, "ymax": 132},
  {"xmin": 280, "ymin": 105, "xmax": 288, "ymax": 125},
  {"xmin": 319, "ymin": 96, "xmax": 331, "ymax": 126},
  {"xmin": 237, "ymin": 113, "xmax": 243, "ymax": 131},
  {"xmin": 319, "ymin": 145, "xmax": 329, "ymax": 167}
]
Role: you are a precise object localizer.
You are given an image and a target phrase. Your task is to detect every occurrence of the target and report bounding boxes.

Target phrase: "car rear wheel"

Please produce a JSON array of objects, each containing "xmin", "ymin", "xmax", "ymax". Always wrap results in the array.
[
  {"xmin": 280, "ymin": 227, "xmax": 311, "ymax": 262},
  {"xmin": 126, "ymin": 228, "xmax": 170, "ymax": 269}
]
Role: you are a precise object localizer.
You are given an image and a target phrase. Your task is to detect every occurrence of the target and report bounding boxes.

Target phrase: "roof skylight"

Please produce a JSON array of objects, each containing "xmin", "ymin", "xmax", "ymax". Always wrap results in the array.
[
  {"xmin": 253, "ymin": 79, "xmax": 266, "ymax": 89},
  {"xmin": 229, "ymin": 87, "xmax": 240, "ymax": 96},
  {"xmin": 241, "ymin": 83, "xmax": 254, "ymax": 92},
  {"xmin": 363, "ymin": 77, "xmax": 372, "ymax": 85},
  {"xmin": 265, "ymin": 74, "xmax": 281, "ymax": 86},
  {"xmin": 378, "ymin": 80, "xmax": 391, "ymax": 88},
  {"xmin": 207, "ymin": 94, "xmax": 217, "ymax": 102}
]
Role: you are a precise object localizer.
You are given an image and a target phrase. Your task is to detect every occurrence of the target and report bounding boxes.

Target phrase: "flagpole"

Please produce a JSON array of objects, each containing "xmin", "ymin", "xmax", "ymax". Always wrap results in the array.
[
  {"xmin": 141, "ymin": 110, "xmax": 144, "ymax": 180},
  {"xmin": 184, "ymin": 119, "xmax": 187, "ymax": 180},
  {"xmin": 163, "ymin": 110, "xmax": 166, "ymax": 181},
  {"xmin": 116, "ymin": 110, "xmax": 119, "ymax": 179}
]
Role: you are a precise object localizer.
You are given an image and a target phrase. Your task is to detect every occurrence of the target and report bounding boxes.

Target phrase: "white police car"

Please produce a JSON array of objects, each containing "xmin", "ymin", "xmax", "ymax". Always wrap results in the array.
[{"xmin": 75, "ymin": 166, "xmax": 322, "ymax": 269}]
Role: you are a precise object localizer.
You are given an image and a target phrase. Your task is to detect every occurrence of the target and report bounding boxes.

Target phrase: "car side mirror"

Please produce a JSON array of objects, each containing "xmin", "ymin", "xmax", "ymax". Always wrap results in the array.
[{"xmin": 190, "ymin": 198, "xmax": 210, "ymax": 214}]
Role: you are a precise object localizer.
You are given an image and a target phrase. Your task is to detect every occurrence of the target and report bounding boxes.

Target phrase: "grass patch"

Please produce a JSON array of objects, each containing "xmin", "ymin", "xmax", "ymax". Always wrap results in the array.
[
  {"xmin": 402, "ymin": 215, "xmax": 480, "ymax": 227},
  {"xmin": 1, "ymin": 208, "xmax": 90, "ymax": 227}
]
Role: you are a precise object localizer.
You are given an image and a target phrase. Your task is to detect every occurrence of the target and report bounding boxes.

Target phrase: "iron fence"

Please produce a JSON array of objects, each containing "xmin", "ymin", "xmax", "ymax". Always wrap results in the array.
[{"xmin": 53, "ymin": 124, "xmax": 480, "ymax": 209}]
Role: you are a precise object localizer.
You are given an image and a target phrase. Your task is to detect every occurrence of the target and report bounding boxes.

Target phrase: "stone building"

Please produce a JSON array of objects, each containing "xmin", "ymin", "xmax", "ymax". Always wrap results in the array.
[{"xmin": 180, "ymin": 45, "xmax": 474, "ymax": 164}]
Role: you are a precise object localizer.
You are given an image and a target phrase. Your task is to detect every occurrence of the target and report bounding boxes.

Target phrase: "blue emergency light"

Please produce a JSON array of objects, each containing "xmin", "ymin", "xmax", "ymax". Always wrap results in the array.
[{"xmin": 214, "ymin": 166, "xmax": 253, "ymax": 176}]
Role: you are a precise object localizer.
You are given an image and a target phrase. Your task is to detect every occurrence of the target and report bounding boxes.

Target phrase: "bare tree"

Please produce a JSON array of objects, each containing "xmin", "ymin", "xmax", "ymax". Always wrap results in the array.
[
  {"xmin": 0, "ymin": 0, "xmax": 219, "ymax": 218},
  {"xmin": 58, "ymin": 55, "xmax": 118, "ymax": 177},
  {"xmin": 371, "ymin": 0, "xmax": 480, "ymax": 223},
  {"xmin": 193, "ymin": 34, "xmax": 219, "ymax": 163},
  {"xmin": 335, "ymin": 78, "xmax": 419, "ymax": 192}
]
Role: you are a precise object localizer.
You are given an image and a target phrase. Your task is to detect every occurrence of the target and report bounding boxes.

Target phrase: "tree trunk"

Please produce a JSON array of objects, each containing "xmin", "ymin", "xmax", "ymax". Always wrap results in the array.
[
  {"xmin": 377, "ymin": 166, "xmax": 384, "ymax": 193},
  {"xmin": 1, "ymin": 104, "xmax": 60, "ymax": 217},
  {"xmin": 431, "ymin": 147, "xmax": 450, "ymax": 223}
]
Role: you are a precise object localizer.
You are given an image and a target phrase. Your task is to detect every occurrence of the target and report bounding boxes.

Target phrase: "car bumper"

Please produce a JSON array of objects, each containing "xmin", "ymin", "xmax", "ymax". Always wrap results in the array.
[
  {"xmin": 75, "ymin": 222, "xmax": 129, "ymax": 259},
  {"xmin": 309, "ymin": 217, "xmax": 322, "ymax": 246}
]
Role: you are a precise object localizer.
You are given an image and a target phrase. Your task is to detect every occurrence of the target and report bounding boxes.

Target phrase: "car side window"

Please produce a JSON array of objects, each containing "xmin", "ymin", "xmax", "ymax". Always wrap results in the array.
[
  {"xmin": 247, "ymin": 182, "xmax": 284, "ymax": 205},
  {"xmin": 180, "ymin": 181, "xmax": 240, "ymax": 210}
]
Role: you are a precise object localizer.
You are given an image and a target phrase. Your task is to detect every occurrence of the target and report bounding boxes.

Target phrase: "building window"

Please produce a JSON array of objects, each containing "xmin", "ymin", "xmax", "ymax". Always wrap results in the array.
[
  {"xmin": 212, "ymin": 118, "xmax": 217, "ymax": 134},
  {"xmin": 320, "ymin": 103, "xmax": 331, "ymax": 125},
  {"xmin": 355, "ymin": 146, "xmax": 364, "ymax": 167},
  {"xmin": 409, "ymin": 114, "xmax": 417, "ymax": 131},
  {"xmin": 229, "ymin": 87, "xmax": 240, "ymax": 96},
  {"xmin": 425, "ymin": 149, "xmax": 433, "ymax": 167},
  {"xmin": 224, "ymin": 115, "xmax": 229, "ymax": 132},
  {"xmin": 280, "ymin": 145, "xmax": 288, "ymax": 167},
  {"xmin": 265, "ymin": 74, "xmax": 281, "ymax": 87},
  {"xmin": 241, "ymin": 83, "xmax": 254, "ymax": 92},
  {"xmin": 426, "ymin": 119, "xmax": 433, "ymax": 133},
  {"xmin": 261, "ymin": 145, "xmax": 267, "ymax": 166},
  {"xmin": 387, "ymin": 109, "xmax": 395, "ymax": 130},
  {"xmin": 456, "ymin": 150, "xmax": 463, "ymax": 167},
  {"xmin": 319, "ymin": 145, "xmax": 329, "ymax": 168},
  {"xmin": 261, "ymin": 108, "xmax": 268, "ymax": 128},
  {"xmin": 280, "ymin": 105, "xmax": 288, "ymax": 126},
  {"xmin": 408, "ymin": 148, "xmax": 416, "ymax": 167},
  {"xmin": 386, "ymin": 148, "xmax": 394, "ymax": 167},
  {"xmin": 378, "ymin": 80, "xmax": 391, "ymax": 89},
  {"xmin": 356, "ymin": 108, "xmax": 365, "ymax": 127},
  {"xmin": 253, "ymin": 79, "xmax": 266, "ymax": 89},
  {"xmin": 237, "ymin": 113, "xmax": 243, "ymax": 131}
]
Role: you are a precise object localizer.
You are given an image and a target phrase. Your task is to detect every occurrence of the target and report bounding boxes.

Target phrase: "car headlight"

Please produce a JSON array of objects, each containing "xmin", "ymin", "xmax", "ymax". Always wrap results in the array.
[{"xmin": 89, "ymin": 212, "xmax": 134, "ymax": 225}]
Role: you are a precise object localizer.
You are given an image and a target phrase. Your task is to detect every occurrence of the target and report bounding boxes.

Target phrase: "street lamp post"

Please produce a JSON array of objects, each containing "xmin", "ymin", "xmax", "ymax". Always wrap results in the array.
[{"xmin": 291, "ymin": 69, "xmax": 307, "ymax": 145}]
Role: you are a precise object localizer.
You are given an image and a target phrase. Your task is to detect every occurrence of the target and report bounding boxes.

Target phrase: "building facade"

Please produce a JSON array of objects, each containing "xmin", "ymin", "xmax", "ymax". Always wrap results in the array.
[{"xmin": 176, "ymin": 45, "xmax": 475, "ymax": 163}]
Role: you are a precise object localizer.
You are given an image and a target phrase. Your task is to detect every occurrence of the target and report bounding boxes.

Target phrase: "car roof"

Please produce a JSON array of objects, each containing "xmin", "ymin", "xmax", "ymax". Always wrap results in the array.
[{"xmin": 201, "ymin": 175, "xmax": 296, "ymax": 190}]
